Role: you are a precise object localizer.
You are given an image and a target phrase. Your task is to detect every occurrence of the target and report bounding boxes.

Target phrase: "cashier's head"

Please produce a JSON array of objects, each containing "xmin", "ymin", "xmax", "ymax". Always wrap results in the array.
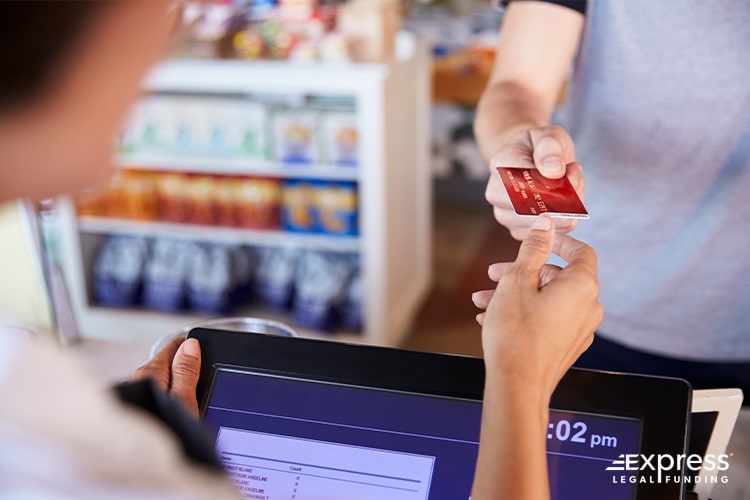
[{"xmin": 0, "ymin": 1, "xmax": 174, "ymax": 202}]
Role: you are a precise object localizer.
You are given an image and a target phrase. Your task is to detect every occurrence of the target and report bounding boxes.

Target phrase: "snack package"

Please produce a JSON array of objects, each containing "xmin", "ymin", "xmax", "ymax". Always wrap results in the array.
[
  {"xmin": 281, "ymin": 179, "xmax": 317, "ymax": 233},
  {"xmin": 339, "ymin": 260, "xmax": 363, "ymax": 332},
  {"xmin": 142, "ymin": 239, "xmax": 195, "ymax": 312},
  {"xmin": 173, "ymin": 96, "xmax": 200, "ymax": 154},
  {"xmin": 293, "ymin": 251, "xmax": 354, "ymax": 332},
  {"xmin": 155, "ymin": 172, "xmax": 190, "ymax": 223},
  {"xmin": 186, "ymin": 244, "xmax": 234, "ymax": 314},
  {"xmin": 186, "ymin": 174, "xmax": 218, "ymax": 225},
  {"xmin": 75, "ymin": 185, "xmax": 114, "ymax": 218},
  {"xmin": 137, "ymin": 96, "xmax": 181, "ymax": 153},
  {"xmin": 118, "ymin": 99, "xmax": 151, "ymax": 154},
  {"xmin": 230, "ymin": 245, "xmax": 256, "ymax": 304},
  {"xmin": 236, "ymin": 100, "xmax": 270, "ymax": 158},
  {"xmin": 215, "ymin": 176, "xmax": 240, "ymax": 227},
  {"xmin": 93, "ymin": 236, "xmax": 149, "ymax": 307},
  {"xmin": 189, "ymin": 97, "xmax": 222, "ymax": 155},
  {"xmin": 315, "ymin": 181, "xmax": 358, "ymax": 236},
  {"xmin": 254, "ymin": 247, "xmax": 300, "ymax": 310},
  {"xmin": 121, "ymin": 170, "xmax": 159, "ymax": 221},
  {"xmin": 320, "ymin": 111, "xmax": 358, "ymax": 166},
  {"xmin": 235, "ymin": 177, "xmax": 282, "ymax": 229},
  {"xmin": 273, "ymin": 109, "xmax": 319, "ymax": 164}
]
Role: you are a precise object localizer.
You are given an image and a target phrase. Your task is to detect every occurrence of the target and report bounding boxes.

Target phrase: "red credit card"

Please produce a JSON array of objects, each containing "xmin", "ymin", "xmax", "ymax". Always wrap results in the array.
[{"xmin": 497, "ymin": 166, "xmax": 588, "ymax": 219}]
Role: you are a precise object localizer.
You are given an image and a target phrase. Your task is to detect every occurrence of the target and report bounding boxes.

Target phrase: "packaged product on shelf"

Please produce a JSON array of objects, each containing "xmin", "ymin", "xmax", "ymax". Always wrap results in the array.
[
  {"xmin": 318, "ymin": 32, "xmax": 353, "ymax": 63},
  {"xmin": 155, "ymin": 172, "xmax": 190, "ymax": 223},
  {"xmin": 235, "ymin": 100, "xmax": 270, "ymax": 158},
  {"xmin": 230, "ymin": 245, "xmax": 256, "ymax": 304},
  {"xmin": 142, "ymin": 239, "xmax": 195, "ymax": 312},
  {"xmin": 93, "ymin": 236, "xmax": 149, "ymax": 307},
  {"xmin": 121, "ymin": 170, "xmax": 159, "ymax": 221},
  {"xmin": 320, "ymin": 111, "xmax": 358, "ymax": 166},
  {"xmin": 293, "ymin": 251, "xmax": 354, "ymax": 332},
  {"xmin": 215, "ymin": 175, "xmax": 240, "ymax": 227},
  {"xmin": 132, "ymin": 96, "xmax": 181, "ymax": 153},
  {"xmin": 174, "ymin": 1, "xmax": 236, "ymax": 59},
  {"xmin": 339, "ymin": 259, "xmax": 363, "ymax": 332},
  {"xmin": 75, "ymin": 185, "xmax": 115, "ymax": 218},
  {"xmin": 235, "ymin": 177, "xmax": 282, "ymax": 229},
  {"xmin": 119, "ymin": 99, "xmax": 150, "ymax": 154},
  {"xmin": 186, "ymin": 97, "xmax": 221, "ymax": 154},
  {"xmin": 173, "ymin": 96, "xmax": 204, "ymax": 154},
  {"xmin": 281, "ymin": 179, "xmax": 317, "ymax": 233},
  {"xmin": 273, "ymin": 109, "xmax": 319, "ymax": 164},
  {"xmin": 233, "ymin": 30, "xmax": 265, "ymax": 60},
  {"xmin": 315, "ymin": 181, "xmax": 358, "ymax": 236},
  {"xmin": 279, "ymin": 0, "xmax": 318, "ymax": 22},
  {"xmin": 338, "ymin": 0, "xmax": 401, "ymax": 63},
  {"xmin": 254, "ymin": 247, "xmax": 300, "ymax": 310},
  {"xmin": 186, "ymin": 244, "xmax": 234, "ymax": 314},
  {"xmin": 185, "ymin": 174, "xmax": 218, "ymax": 225}
]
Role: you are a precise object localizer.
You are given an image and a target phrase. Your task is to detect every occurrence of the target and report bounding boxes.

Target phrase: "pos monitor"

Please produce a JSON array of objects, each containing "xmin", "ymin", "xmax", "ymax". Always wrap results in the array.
[{"xmin": 188, "ymin": 328, "xmax": 692, "ymax": 500}]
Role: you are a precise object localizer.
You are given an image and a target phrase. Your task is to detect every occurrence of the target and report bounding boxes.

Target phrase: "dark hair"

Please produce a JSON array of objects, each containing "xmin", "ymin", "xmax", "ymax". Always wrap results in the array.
[{"xmin": 0, "ymin": 1, "xmax": 105, "ymax": 112}]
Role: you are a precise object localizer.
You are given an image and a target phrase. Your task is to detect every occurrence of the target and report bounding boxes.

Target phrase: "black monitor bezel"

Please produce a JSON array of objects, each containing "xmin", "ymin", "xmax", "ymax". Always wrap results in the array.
[{"xmin": 188, "ymin": 328, "xmax": 691, "ymax": 500}]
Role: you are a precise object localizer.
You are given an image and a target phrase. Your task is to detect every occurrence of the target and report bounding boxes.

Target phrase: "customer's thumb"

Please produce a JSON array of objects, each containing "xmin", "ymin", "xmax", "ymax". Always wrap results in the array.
[{"xmin": 170, "ymin": 338, "xmax": 201, "ymax": 419}]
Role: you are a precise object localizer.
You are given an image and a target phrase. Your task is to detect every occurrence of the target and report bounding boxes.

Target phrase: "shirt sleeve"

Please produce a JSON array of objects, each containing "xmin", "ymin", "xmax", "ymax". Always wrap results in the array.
[{"xmin": 496, "ymin": 0, "xmax": 587, "ymax": 16}]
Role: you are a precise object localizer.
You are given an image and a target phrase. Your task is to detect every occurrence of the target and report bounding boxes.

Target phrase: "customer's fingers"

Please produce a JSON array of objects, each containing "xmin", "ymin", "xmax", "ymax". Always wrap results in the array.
[{"xmin": 529, "ymin": 126, "xmax": 576, "ymax": 178}]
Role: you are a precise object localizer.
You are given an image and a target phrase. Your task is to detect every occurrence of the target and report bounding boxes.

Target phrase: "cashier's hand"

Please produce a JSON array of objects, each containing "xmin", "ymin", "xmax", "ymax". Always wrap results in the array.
[
  {"xmin": 485, "ymin": 125, "xmax": 585, "ymax": 240},
  {"xmin": 472, "ymin": 215, "xmax": 603, "ymax": 401},
  {"xmin": 132, "ymin": 336, "xmax": 202, "ymax": 419}
]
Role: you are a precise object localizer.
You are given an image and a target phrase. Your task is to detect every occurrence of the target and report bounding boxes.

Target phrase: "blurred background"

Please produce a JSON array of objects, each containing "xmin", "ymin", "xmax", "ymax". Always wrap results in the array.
[{"xmin": 1, "ymin": 0, "xmax": 515, "ymax": 361}]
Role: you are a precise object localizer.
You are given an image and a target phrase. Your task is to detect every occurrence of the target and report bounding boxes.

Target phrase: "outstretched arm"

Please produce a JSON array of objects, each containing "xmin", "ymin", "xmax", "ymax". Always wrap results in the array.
[{"xmin": 471, "ymin": 215, "xmax": 603, "ymax": 499}]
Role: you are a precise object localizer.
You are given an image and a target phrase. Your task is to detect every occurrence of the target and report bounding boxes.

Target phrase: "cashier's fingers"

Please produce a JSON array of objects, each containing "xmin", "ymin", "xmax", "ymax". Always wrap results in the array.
[
  {"xmin": 487, "ymin": 262, "xmax": 563, "ymax": 288},
  {"xmin": 472, "ymin": 289, "xmax": 494, "ymax": 310},
  {"xmin": 488, "ymin": 262, "xmax": 511, "ymax": 282},
  {"xmin": 551, "ymin": 232, "xmax": 598, "ymax": 280},
  {"xmin": 169, "ymin": 338, "xmax": 202, "ymax": 419},
  {"xmin": 476, "ymin": 312, "xmax": 486, "ymax": 326},
  {"xmin": 132, "ymin": 335, "xmax": 184, "ymax": 391},
  {"xmin": 508, "ymin": 215, "xmax": 555, "ymax": 288}
]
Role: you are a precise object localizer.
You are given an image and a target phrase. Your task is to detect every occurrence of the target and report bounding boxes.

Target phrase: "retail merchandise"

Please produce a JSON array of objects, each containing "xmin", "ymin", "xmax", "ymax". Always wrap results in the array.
[
  {"xmin": 119, "ymin": 94, "xmax": 359, "ymax": 166},
  {"xmin": 91, "ymin": 236, "xmax": 362, "ymax": 333},
  {"xmin": 281, "ymin": 179, "xmax": 358, "ymax": 235},
  {"xmin": 75, "ymin": 170, "xmax": 358, "ymax": 236},
  {"xmin": 173, "ymin": 0, "xmax": 402, "ymax": 63}
]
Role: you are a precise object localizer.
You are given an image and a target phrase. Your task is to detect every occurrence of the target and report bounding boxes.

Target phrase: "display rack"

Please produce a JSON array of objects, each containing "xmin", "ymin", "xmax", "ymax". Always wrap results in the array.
[{"xmin": 58, "ymin": 33, "xmax": 432, "ymax": 347}]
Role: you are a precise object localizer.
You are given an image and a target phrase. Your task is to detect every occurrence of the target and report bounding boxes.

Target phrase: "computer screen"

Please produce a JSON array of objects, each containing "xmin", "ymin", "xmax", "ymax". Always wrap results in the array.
[{"xmin": 204, "ymin": 367, "xmax": 641, "ymax": 500}]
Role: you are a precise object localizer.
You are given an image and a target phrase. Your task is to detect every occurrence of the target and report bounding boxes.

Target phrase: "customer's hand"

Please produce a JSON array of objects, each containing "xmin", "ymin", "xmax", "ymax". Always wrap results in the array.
[
  {"xmin": 485, "ymin": 125, "xmax": 585, "ymax": 240},
  {"xmin": 132, "ymin": 336, "xmax": 201, "ymax": 419},
  {"xmin": 472, "ymin": 215, "xmax": 602, "ymax": 401}
]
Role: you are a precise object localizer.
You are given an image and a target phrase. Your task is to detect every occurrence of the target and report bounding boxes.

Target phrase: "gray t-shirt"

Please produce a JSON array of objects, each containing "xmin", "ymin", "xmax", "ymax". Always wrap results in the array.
[{"xmin": 563, "ymin": 0, "xmax": 750, "ymax": 360}]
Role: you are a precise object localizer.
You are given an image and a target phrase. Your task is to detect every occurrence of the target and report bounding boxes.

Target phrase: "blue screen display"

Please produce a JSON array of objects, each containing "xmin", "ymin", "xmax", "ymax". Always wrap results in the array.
[{"xmin": 204, "ymin": 369, "xmax": 640, "ymax": 500}]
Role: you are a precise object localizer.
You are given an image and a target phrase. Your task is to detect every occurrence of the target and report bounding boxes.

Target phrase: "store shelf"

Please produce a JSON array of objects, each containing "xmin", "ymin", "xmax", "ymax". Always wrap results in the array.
[
  {"xmin": 80, "ymin": 304, "xmax": 367, "ymax": 346},
  {"xmin": 77, "ymin": 216, "xmax": 360, "ymax": 252},
  {"xmin": 117, "ymin": 153, "xmax": 359, "ymax": 181},
  {"xmin": 59, "ymin": 34, "xmax": 432, "ymax": 347}
]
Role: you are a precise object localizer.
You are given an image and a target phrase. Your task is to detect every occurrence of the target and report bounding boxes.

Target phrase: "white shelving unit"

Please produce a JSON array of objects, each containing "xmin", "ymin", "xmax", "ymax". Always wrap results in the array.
[
  {"xmin": 117, "ymin": 154, "xmax": 359, "ymax": 181},
  {"xmin": 59, "ymin": 33, "xmax": 432, "ymax": 347}
]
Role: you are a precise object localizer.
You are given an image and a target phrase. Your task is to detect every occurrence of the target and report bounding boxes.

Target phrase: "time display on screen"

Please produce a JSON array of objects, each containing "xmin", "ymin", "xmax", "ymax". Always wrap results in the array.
[
  {"xmin": 545, "ymin": 410, "xmax": 641, "ymax": 500},
  {"xmin": 546, "ymin": 418, "xmax": 619, "ymax": 449},
  {"xmin": 546, "ymin": 410, "xmax": 639, "ymax": 453}
]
